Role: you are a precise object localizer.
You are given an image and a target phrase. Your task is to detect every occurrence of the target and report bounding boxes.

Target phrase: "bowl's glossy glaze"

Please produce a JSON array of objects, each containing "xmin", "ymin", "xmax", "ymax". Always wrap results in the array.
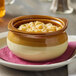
[{"xmin": 7, "ymin": 15, "xmax": 68, "ymax": 61}]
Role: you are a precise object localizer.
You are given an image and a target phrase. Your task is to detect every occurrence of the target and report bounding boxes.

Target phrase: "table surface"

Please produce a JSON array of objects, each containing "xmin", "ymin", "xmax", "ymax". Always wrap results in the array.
[{"xmin": 0, "ymin": 0, "xmax": 76, "ymax": 76}]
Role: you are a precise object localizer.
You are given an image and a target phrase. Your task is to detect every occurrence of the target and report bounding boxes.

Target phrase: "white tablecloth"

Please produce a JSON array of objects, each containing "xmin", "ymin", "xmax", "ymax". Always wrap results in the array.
[{"xmin": 68, "ymin": 36, "xmax": 76, "ymax": 76}]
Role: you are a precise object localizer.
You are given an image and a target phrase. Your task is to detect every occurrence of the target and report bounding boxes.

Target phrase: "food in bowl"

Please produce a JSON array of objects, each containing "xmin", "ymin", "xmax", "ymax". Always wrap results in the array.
[
  {"xmin": 18, "ymin": 21, "xmax": 62, "ymax": 33},
  {"xmin": 7, "ymin": 15, "xmax": 68, "ymax": 61}
]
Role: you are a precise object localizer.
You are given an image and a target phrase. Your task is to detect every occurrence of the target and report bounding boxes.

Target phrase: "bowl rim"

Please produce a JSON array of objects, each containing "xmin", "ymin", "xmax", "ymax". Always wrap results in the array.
[{"xmin": 8, "ymin": 15, "xmax": 68, "ymax": 36}]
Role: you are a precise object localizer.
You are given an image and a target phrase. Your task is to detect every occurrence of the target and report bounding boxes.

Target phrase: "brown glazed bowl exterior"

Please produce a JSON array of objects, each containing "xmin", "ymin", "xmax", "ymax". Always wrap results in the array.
[{"xmin": 7, "ymin": 15, "xmax": 68, "ymax": 61}]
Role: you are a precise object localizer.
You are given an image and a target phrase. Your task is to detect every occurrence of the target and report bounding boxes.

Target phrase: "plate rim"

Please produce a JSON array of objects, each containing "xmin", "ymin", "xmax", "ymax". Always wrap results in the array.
[{"xmin": 0, "ymin": 57, "xmax": 74, "ymax": 68}]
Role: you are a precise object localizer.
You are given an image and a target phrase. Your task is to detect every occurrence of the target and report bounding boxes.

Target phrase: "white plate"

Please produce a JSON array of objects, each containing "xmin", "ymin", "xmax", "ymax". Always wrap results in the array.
[{"xmin": 0, "ymin": 32, "xmax": 76, "ymax": 71}]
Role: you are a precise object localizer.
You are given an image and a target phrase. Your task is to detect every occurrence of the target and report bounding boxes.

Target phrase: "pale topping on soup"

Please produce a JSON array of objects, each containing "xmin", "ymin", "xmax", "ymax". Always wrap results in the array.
[{"xmin": 18, "ymin": 21, "xmax": 62, "ymax": 33}]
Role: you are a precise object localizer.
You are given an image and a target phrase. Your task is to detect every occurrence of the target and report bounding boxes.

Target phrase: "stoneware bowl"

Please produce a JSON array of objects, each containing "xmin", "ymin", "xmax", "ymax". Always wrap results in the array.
[{"xmin": 7, "ymin": 15, "xmax": 68, "ymax": 61}]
